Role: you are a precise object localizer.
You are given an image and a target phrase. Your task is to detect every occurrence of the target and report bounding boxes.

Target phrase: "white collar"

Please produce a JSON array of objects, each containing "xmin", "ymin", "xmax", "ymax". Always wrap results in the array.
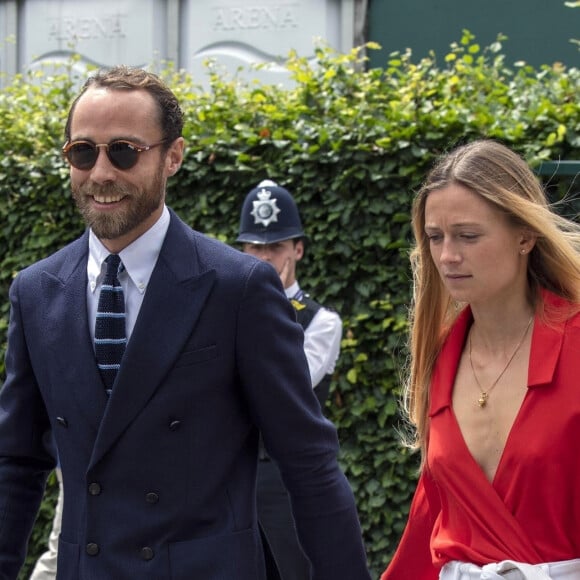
[
  {"xmin": 87, "ymin": 205, "xmax": 170, "ymax": 294},
  {"xmin": 285, "ymin": 280, "xmax": 301, "ymax": 300}
]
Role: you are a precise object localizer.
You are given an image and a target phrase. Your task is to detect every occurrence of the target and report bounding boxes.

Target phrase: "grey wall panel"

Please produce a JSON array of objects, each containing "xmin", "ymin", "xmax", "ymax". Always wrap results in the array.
[{"xmin": 1, "ymin": 0, "xmax": 359, "ymax": 89}]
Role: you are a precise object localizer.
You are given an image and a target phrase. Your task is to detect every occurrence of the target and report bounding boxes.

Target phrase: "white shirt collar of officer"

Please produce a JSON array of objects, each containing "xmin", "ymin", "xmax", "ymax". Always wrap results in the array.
[{"xmin": 285, "ymin": 280, "xmax": 302, "ymax": 301}]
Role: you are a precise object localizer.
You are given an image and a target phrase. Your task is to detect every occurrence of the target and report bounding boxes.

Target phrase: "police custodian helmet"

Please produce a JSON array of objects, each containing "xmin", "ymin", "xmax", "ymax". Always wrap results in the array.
[{"xmin": 236, "ymin": 180, "xmax": 305, "ymax": 244}]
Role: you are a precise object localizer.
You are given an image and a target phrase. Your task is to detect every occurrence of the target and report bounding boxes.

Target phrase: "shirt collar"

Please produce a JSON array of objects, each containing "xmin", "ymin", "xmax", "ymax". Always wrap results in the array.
[
  {"xmin": 285, "ymin": 280, "xmax": 301, "ymax": 300},
  {"xmin": 87, "ymin": 205, "xmax": 170, "ymax": 294},
  {"xmin": 428, "ymin": 289, "xmax": 568, "ymax": 417}
]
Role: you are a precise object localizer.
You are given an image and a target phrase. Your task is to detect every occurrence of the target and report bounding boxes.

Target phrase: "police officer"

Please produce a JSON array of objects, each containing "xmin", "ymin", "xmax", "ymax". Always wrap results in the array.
[{"xmin": 237, "ymin": 180, "xmax": 343, "ymax": 580}]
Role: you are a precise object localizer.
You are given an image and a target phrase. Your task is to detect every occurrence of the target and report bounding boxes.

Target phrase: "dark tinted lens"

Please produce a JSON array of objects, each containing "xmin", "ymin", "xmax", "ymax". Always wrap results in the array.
[
  {"xmin": 108, "ymin": 141, "xmax": 139, "ymax": 170},
  {"xmin": 68, "ymin": 142, "xmax": 98, "ymax": 170}
]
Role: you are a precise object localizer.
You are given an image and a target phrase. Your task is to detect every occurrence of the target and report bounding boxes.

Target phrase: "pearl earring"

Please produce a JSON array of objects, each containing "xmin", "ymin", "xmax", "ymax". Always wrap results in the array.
[{"xmin": 520, "ymin": 249, "xmax": 527, "ymax": 254}]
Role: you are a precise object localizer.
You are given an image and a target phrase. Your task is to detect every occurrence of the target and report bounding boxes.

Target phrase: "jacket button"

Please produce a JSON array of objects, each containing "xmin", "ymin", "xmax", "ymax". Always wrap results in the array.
[
  {"xmin": 169, "ymin": 420, "xmax": 181, "ymax": 431},
  {"xmin": 145, "ymin": 492, "xmax": 159, "ymax": 504},
  {"xmin": 56, "ymin": 416, "xmax": 68, "ymax": 428},
  {"xmin": 140, "ymin": 546, "xmax": 154, "ymax": 561},
  {"xmin": 88, "ymin": 482, "xmax": 102, "ymax": 496},
  {"xmin": 86, "ymin": 543, "xmax": 99, "ymax": 556}
]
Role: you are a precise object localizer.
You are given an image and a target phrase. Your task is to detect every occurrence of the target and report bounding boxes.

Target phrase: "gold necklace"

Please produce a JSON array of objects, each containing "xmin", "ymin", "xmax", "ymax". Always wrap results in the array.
[{"xmin": 468, "ymin": 316, "xmax": 533, "ymax": 408}]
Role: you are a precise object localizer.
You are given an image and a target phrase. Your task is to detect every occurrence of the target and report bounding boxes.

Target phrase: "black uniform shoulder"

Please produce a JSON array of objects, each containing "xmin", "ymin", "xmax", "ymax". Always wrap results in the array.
[{"xmin": 290, "ymin": 293, "xmax": 324, "ymax": 329}]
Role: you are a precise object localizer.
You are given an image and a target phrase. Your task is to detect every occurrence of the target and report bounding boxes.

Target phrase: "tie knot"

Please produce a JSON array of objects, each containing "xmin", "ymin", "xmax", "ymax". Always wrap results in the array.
[{"xmin": 104, "ymin": 254, "xmax": 122, "ymax": 276}]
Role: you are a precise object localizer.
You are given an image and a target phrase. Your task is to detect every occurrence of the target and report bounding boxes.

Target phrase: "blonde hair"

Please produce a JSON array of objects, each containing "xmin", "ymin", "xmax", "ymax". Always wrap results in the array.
[{"xmin": 404, "ymin": 139, "xmax": 580, "ymax": 459}]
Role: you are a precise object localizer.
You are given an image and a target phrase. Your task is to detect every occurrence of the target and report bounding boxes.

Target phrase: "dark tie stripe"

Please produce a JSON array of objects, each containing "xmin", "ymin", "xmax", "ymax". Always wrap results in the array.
[{"xmin": 95, "ymin": 254, "xmax": 126, "ymax": 394}]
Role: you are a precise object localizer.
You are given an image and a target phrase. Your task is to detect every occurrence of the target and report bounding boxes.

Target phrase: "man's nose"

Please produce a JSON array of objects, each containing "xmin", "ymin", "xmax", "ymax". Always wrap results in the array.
[{"xmin": 88, "ymin": 149, "xmax": 117, "ymax": 183}]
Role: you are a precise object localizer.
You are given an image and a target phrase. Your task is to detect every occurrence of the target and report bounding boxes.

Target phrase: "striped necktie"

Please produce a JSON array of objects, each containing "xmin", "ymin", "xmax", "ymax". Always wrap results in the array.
[{"xmin": 95, "ymin": 254, "xmax": 127, "ymax": 395}]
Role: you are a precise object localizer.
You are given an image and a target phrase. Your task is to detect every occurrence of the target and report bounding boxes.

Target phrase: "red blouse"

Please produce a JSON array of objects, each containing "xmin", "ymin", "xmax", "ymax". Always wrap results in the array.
[{"xmin": 382, "ymin": 291, "xmax": 580, "ymax": 579}]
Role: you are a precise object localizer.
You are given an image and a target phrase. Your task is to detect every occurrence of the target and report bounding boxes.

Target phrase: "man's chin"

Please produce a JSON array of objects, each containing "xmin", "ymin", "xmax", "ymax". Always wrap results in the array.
[{"xmin": 88, "ymin": 216, "xmax": 128, "ymax": 240}]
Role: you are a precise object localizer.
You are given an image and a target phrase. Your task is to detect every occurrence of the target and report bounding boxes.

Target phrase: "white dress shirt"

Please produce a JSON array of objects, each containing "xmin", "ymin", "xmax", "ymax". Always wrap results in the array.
[
  {"xmin": 87, "ymin": 205, "xmax": 170, "ymax": 343},
  {"xmin": 285, "ymin": 281, "xmax": 342, "ymax": 388}
]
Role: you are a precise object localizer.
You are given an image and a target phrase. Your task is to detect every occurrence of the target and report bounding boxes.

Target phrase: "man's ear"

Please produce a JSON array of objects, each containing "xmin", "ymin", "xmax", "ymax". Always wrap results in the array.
[
  {"xmin": 294, "ymin": 239, "xmax": 305, "ymax": 261},
  {"xmin": 166, "ymin": 137, "xmax": 185, "ymax": 176}
]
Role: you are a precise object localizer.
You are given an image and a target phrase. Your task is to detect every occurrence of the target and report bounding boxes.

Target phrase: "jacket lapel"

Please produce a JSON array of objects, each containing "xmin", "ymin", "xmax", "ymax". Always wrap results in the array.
[
  {"xmin": 42, "ymin": 233, "xmax": 108, "ymax": 436},
  {"xmin": 89, "ymin": 213, "xmax": 216, "ymax": 468}
]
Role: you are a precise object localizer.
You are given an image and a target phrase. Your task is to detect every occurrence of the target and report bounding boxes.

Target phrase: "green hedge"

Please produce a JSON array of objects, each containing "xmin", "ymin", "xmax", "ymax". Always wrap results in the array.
[{"xmin": 1, "ymin": 32, "xmax": 579, "ymax": 578}]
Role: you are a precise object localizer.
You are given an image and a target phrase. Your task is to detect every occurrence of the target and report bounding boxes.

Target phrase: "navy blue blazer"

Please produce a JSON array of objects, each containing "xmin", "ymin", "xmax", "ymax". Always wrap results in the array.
[{"xmin": 0, "ymin": 210, "xmax": 370, "ymax": 580}]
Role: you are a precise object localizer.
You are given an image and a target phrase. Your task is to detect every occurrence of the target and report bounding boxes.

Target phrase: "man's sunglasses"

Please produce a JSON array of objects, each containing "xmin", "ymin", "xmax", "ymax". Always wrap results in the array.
[{"xmin": 62, "ymin": 139, "xmax": 166, "ymax": 171}]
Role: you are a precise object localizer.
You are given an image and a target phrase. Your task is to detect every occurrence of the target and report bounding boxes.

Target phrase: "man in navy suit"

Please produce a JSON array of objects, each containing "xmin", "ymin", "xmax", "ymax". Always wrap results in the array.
[{"xmin": 0, "ymin": 66, "xmax": 371, "ymax": 580}]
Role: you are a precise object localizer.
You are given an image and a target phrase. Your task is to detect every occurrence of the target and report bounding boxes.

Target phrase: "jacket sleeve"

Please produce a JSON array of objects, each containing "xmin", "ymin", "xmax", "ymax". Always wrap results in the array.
[
  {"xmin": 0, "ymin": 274, "xmax": 55, "ymax": 577},
  {"xmin": 235, "ymin": 260, "xmax": 371, "ymax": 580},
  {"xmin": 381, "ymin": 471, "xmax": 440, "ymax": 580}
]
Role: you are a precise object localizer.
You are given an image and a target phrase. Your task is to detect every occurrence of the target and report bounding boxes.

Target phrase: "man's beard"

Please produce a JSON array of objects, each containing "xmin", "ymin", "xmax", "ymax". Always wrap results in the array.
[{"xmin": 72, "ymin": 166, "xmax": 165, "ymax": 240}]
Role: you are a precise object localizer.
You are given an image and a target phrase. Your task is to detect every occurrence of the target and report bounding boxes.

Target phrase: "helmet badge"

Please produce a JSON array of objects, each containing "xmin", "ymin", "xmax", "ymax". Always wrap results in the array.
[{"xmin": 251, "ymin": 188, "xmax": 281, "ymax": 227}]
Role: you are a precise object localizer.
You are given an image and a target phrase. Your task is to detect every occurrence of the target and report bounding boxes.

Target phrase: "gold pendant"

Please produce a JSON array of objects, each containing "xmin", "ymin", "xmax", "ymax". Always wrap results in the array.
[{"xmin": 478, "ymin": 392, "xmax": 488, "ymax": 408}]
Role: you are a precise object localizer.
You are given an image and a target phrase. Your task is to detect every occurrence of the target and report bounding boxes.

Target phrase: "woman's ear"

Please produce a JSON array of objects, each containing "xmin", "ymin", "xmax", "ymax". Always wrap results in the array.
[{"xmin": 518, "ymin": 229, "xmax": 537, "ymax": 255}]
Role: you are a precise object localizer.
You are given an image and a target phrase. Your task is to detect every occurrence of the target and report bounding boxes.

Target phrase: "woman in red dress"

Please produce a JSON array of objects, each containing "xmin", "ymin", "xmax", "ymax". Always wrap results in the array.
[{"xmin": 382, "ymin": 140, "xmax": 580, "ymax": 580}]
